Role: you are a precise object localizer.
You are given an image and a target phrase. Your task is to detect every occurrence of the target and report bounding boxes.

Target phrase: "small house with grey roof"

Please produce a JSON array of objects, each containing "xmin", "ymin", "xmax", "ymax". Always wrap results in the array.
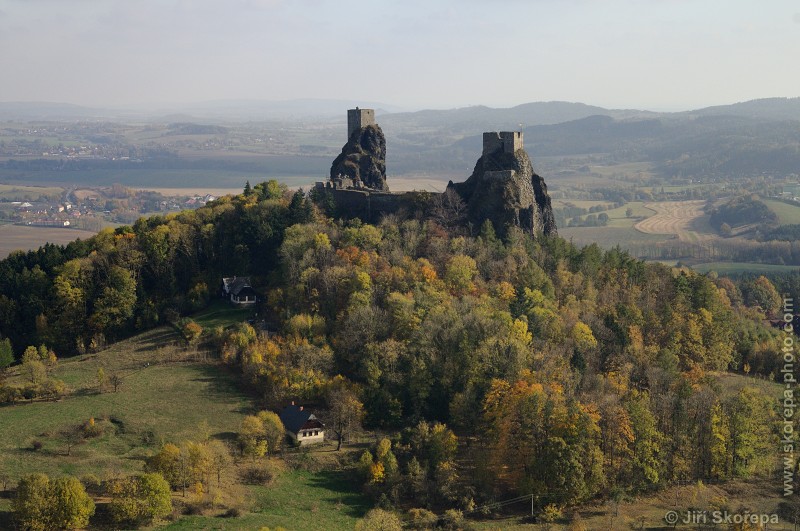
[
  {"xmin": 221, "ymin": 276, "xmax": 257, "ymax": 305},
  {"xmin": 279, "ymin": 402, "xmax": 325, "ymax": 446}
]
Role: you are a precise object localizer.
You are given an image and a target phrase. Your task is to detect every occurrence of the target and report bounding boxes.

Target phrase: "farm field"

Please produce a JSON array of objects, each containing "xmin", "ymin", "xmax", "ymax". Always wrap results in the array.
[
  {"xmin": 558, "ymin": 226, "xmax": 666, "ymax": 250},
  {"xmin": 762, "ymin": 198, "xmax": 800, "ymax": 225},
  {"xmin": 0, "ymin": 183, "xmax": 62, "ymax": 201},
  {"xmin": 0, "ymin": 224, "xmax": 96, "ymax": 259},
  {"xmin": 634, "ymin": 200, "xmax": 711, "ymax": 241}
]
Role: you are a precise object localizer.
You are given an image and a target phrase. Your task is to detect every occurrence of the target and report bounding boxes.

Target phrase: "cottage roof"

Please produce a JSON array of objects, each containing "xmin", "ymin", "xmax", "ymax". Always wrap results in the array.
[
  {"xmin": 279, "ymin": 404, "xmax": 324, "ymax": 434},
  {"xmin": 222, "ymin": 276, "xmax": 253, "ymax": 296}
]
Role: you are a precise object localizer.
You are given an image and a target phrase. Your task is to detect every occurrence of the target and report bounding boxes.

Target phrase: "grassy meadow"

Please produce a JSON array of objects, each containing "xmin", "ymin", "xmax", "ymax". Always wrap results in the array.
[
  {"xmin": 0, "ymin": 224, "xmax": 97, "ymax": 259},
  {"xmin": 763, "ymin": 198, "xmax": 800, "ymax": 225}
]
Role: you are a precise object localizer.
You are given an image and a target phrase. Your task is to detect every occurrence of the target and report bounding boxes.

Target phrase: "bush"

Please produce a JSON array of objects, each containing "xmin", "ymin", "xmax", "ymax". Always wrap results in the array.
[
  {"xmin": 240, "ymin": 460, "xmax": 284, "ymax": 486},
  {"xmin": 355, "ymin": 508, "xmax": 403, "ymax": 531},
  {"xmin": 31, "ymin": 440, "xmax": 42, "ymax": 452},
  {"xmin": 223, "ymin": 507, "xmax": 242, "ymax": 518},
  {"xmin": 408, "ymin": 507, "xmax": 437, "ymax": 529},
  {"xmin": 81, "ymin": 417, "xmax": 104, "ymax": 438},
  {"xmin": 109, "ymin": 473, "xmax": 172, "ymax": 525},
  {"xmin": 13, "ymin": 474, "xmax": 95, "ymax": 531},
  {"xmin": 0, "ymin": 385, "xmax": 21, "ymax": 404}
]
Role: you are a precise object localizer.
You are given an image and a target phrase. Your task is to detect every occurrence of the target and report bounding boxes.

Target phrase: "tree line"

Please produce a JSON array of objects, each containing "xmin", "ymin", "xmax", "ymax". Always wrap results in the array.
[{"xmin": 0, "ymin": 180, "xmax": 794, "ymax": 516}]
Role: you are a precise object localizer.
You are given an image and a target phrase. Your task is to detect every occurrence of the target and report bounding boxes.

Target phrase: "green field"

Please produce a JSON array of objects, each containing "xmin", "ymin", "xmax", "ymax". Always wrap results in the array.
[
  {"xmin": 763, "ymin": 198, "xmax": 800, "ymax": 225},
  {"xmin": 164, "ymin": 470, "xmax": 369, "ymax": 531},
  {"xmin": 0, "ymin": 183, "xmax": 63, "ymax": 201},
  {"xmin": 0, "ymin": 328, "xmax": 251, "ymax": 480},
  {"xmin": 0, "ymin": 224, "xmax": 97, "ymax": 260},
  {"xmin": 193, "ymin": 299, "xmax": 256, "ymax": 329},
  {"xmin": 558, "ymin": 225, "xmax": 667, "ymax": 250}
]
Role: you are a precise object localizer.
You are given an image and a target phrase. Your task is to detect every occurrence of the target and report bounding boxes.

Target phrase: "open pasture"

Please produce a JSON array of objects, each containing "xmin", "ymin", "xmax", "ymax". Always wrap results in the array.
[{"xmin": 0, "ymin": 224, "xmax": 96, "ymax": 259}]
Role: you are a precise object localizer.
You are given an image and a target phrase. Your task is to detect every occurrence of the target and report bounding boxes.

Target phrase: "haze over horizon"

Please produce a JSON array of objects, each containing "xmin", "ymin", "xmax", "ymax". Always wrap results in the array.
[{"xmin": 1, "ymin": 0, "xmax": 798, "ymax": 113}]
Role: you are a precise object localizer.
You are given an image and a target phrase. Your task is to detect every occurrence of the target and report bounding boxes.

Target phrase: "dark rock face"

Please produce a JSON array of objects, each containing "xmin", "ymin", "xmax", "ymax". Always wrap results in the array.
[
  {"xmin": 448, "ymin": 145, "xmax": 557, "ymax": 237},
  {"xmin": 329, "ymin": 124, "xmax": 389, "ymax": 191}
]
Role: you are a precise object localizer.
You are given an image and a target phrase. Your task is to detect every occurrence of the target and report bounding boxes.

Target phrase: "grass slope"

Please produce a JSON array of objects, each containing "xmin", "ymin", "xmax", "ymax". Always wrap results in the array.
[
  {"xmin": 164, "ymin": 469, "xmax": 369, "ymax": 531},
  {"xmin": 0, "ymin": 328, "xmax": 251, "ymax": 479},
  {"xmin": 763, "ymin": 199, "xmax": 800, "ymax": 225}
]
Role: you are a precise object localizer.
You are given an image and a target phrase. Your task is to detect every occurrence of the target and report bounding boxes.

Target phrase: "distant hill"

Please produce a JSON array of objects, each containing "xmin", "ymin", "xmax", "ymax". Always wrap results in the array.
[
  {"xmin": 0, "ymin": 101, "xmax": 109, "ymax": 120},
  {"xmin": 389, "ymin": 113, "xmax": 800, "ymax": 178},
  {"xmin": 380, "ymin": 101, "xmax": 658, "ymax": 134},
  {"xmin": 686, "ymin": 97, "xmax": 800, "ymax": 121}
]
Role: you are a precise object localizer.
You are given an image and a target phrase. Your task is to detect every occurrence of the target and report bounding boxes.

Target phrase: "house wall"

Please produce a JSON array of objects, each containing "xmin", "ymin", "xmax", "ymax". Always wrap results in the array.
[
  {"xmin": 295, "ymin": 429, "xmax": 325, "ymax": 446},
  {"xmin": 231, "ymin": 294, "xmax": 256, "ymax": 305}
]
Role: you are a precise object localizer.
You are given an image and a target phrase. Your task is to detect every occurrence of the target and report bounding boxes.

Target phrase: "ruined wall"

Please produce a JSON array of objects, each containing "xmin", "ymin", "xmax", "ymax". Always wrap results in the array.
[
  {"xmin": 482, "ymin": 131, "xmax": 523, "ymax": 155},
  {"xmin": 315, "ymin": 185, "xmax": 426, "ymax": 223}
]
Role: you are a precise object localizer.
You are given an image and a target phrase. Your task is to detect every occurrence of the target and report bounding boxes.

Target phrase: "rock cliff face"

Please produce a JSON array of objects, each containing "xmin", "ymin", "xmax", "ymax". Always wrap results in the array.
[
  {"xmin": 448, "ymin": 142, "xmax": 557, "ymax": 237},
  {"xmin": 329, "ymin": 124, "xmax": 389, "ymax": 191}
]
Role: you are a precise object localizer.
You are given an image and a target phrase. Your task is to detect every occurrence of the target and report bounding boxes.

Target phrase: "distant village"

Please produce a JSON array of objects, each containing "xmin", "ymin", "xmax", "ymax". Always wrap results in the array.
[{"xmin": 1, "ymin": 187, "xmax": 217, "ymax": 231}]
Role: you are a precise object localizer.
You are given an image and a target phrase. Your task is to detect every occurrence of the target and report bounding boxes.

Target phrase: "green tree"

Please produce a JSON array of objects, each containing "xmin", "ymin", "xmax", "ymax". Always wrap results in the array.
[
  {"xmin": 238, "ymin": 415, "xmax": 268, "ymax": 459},
  {"xmin": 355, "ymin": 508, "xmax": 403, "ymax": 531},
  {"xmin": 109, "ymin": 473, "xmax": 172, "ymax": 524},
  {"xmin": 13, "ymin": 473, "xmax": 95, "ymax": 531},
  {"xmin": 50, "ymin": 476, "xmax": 96, "ymax": 530},
  {"xmin": 0, "ymin": 337, "xmax": 13, "ymax": 371},
  {"xmin": 13, "ymin": 473, "xmax": 53, "ymax": 531},
  {"xmin": 257, "ymin": 411, "xmax": 286, "ymax": 454},
  {"xmin": 145, "ymin": 443, "xmax": 182, "ymax": 488}
]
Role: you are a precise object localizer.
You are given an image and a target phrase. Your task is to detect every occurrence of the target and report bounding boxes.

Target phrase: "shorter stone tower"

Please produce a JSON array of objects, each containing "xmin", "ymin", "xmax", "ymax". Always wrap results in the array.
[
  {"xmin": 482, "ymin": 131, "xmax": 523, "ymax": 155},
  {"xmin": 347, "ymin": 107, "xmax": 376, "ymax": 139}
]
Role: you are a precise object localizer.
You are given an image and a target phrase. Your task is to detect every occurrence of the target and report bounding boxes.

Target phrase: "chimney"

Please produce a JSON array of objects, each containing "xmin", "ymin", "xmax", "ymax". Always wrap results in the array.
[
  {"xmin": 299, "ymin": 406, "xmax": 304, "ymax": 411},
  {"xmin": 291, "ymin": 400, "xmax": 295, "ymax": 406}
]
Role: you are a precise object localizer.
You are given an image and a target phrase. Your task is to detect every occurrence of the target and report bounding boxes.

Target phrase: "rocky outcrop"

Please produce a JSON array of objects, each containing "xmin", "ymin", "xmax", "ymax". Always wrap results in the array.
[
  {"xmin": 447, "ymin": 139, "xmax": 557, "ymax": 237},
  {"xmin": 329, "ymin": 124, "xmax": 389, "ymax": 191}
]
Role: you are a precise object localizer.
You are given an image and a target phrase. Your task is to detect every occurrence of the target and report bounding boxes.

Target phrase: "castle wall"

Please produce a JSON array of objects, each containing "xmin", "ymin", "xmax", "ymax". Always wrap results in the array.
[
  {"xmin": 347, "ymin": 108, "xmax": 376, "ymax": 138},
  {"xmin": 483, "ymin": 131, "xmax": 524, "ymax": 155},
  {"xmin": 316, "ymin": 184, "xmax": 428, "ymax": 223}
]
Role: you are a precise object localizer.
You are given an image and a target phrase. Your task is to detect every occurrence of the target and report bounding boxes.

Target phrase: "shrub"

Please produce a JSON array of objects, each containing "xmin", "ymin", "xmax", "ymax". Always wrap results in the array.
[
  {"xmin": 354, "ymin": 508, "xmax": 403, "ymax": 531},
  {"xmin": 13, "ymin": 474, "xmax": 95, "ymax": 531},
  {"xmin": 31, "ymin": 440, "xmax": 43, "ymax": 452},
  {"xmin": 223, "ymin": 507, "xmax": 242, "ymax": 518},
  {"xmin": 109, "ymin": 473, "xmax": 172, "ymax": 525},
  {"xmin": 81, "ymin": 417, "xmax": 104, "ymax": 438},
  {"xmin": 408, "ymin": 507, "xmax": 437, "ymax": 529}
]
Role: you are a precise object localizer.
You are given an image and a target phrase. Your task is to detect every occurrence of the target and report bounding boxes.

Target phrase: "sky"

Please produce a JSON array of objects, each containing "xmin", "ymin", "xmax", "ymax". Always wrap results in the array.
[{"xmin": 0, "ymin": 0, "xmax": 798, "ymax": 112}]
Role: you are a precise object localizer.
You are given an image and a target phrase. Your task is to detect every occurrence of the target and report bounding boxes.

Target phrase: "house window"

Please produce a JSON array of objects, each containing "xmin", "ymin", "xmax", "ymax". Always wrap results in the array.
[{"xmin": 313, "ymin": 431, "xmax": 318, "ymax": 436}]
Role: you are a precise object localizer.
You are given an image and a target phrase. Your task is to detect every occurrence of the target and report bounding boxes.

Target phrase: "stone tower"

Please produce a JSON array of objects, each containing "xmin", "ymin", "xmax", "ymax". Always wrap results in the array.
[
  {"xmin": 347, "ymin": 107, "xmax": 376, "ymax": 139},
  {"xmin": 482, "ymin": 131, "xmax": 523, "ymax": 155}
]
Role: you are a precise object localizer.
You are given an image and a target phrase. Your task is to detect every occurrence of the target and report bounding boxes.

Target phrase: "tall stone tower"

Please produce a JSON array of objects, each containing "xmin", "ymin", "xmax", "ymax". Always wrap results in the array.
[
  {"xmin": 482, "ymin": 131, "xmax": 524, "ymax": 155},
  {"xmin": 347, "ymin": 107, "xmax": 376, "ymax": 139}
]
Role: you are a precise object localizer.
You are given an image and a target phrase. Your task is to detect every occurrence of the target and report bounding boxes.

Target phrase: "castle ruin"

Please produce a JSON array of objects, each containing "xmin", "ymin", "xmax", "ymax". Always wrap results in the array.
[
  {"xmin": 347, "ymin": 107, "xmax": 376, "ymax": 139},
  {"xmin": 315, "ymin": 109, "xmax": 556, "ymax": 237},
  {"xmin": 482, "ymin": 131, "xmax": 523, "ymax": 155}
]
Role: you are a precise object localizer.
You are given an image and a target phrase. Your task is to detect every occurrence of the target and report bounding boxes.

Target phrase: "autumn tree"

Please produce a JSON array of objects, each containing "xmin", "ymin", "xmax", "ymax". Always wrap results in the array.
[
  {"xmin": 13, "ymin": 474, "xmax": 95, "ymax": 531},
  {"xmin": 327, "ymin": 379, "xmax": 364, "ymax": 450},
  {"xmin": 108, "ymin": 473, "xmax": 172, "ymax": 525}
]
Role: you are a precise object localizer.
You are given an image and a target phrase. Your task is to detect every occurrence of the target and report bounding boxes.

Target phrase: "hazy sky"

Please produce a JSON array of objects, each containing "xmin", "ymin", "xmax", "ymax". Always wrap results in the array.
[{"xmin": 1, "ymin": 0, "xmax": 798, "ymax": 111}]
